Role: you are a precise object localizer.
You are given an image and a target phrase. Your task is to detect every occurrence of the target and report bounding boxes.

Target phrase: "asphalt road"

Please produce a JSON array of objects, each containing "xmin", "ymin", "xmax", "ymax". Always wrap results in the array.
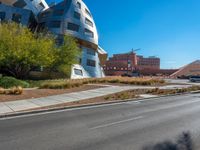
[
  {"xmin": 165, "ymin": 78, "xmax": 200, "ymax": 85},
  {"xmin": 1, "ymin": 94, "xmax": 200, "ymax": 150}
]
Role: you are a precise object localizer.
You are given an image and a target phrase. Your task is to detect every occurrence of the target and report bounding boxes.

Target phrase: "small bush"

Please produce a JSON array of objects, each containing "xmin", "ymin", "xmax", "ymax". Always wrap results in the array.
[
  {"xmin": 0, "ymin": 86, "xmax": 23, "ymax": 95},
  {"xmin": 6, "ymin": 86, "xmax": 23, "ymax": 95},
  {"xmin": 104, "ymin": 96, "xmax": 111, "ymax": 101},
  {"xmin": 0, "ymin": 88, "xmax": 5, "ymax": 94},
  {"xmin": 0, "ymin": 76, "xmax": 29, "ymax": 88}
]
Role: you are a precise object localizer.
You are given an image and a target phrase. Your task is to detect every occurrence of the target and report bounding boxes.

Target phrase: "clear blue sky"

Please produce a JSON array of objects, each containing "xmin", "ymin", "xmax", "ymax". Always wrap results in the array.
[{"xmin": 47, "ymin": 0, "xmax": 200, "ymax": 69}]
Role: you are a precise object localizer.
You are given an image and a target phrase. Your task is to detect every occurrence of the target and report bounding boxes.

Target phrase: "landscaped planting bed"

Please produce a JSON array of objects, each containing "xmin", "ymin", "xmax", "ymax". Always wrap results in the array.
[
  {"xmin": 0, "ymin": 84, "xmax": 103, "ymax": 102},
  {"xmin": 31, "ymin": 77, "xmax": 165, "ymax": 89}
]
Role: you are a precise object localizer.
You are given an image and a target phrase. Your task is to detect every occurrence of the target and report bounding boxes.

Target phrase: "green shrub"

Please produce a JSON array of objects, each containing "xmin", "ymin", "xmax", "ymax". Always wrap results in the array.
[{"xmin": 0, "ymin": 76, "xmax": 29, "ymax": 88}]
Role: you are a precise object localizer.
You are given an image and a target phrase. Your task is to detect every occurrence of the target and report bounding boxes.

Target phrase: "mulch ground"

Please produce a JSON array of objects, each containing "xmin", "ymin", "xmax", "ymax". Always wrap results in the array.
[{"xmin": 0, "ymin": 85, "xmax": 104, "ymax": 102}]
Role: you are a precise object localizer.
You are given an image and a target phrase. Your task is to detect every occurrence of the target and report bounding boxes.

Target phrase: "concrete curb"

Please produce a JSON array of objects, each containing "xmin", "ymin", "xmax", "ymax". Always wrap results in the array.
[{"xmin": 0, "ymin": 91, "xmax": 200, "ymax": 119}]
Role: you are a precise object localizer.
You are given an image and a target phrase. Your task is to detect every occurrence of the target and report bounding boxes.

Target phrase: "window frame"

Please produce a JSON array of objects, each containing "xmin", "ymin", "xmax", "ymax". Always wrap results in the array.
[
  {"xmin": 87, "ymin": 49, "xmax": 96, "ymax": 56},
  {"xmin": 74, "ymin": 68, "xmax": 83, "ymax": 76},
  {"xmin": 85, "ymin": 17, "xmax": 93, "ymax": 27},
  {"xmin": 85, "ymin": 8, "xmax": 92, "ymax": 17},
  {"xmin": 84, "ymin": 28, "xmax": 94, "ymax": 38},
  {"xmin": 50, "ymin": 21, "xmax": 61, "ymax": 28},
  {"xmin": 12, "ymin": 13, "xmax": 22, "ymax": 23},
  {"xmin": 74, "ymin": 11, "xmax": 81, "ymax": 20},
  {"xmin": 87, "ymin": 59, "xmax": 96, "ymax": 67},
  {"xmin": 67, "ymin": 22, "xmax": 80, "ymax": 32},
  {"xmin": 77, "ymin": 1, "xmax": 81, "ymax": 9}
]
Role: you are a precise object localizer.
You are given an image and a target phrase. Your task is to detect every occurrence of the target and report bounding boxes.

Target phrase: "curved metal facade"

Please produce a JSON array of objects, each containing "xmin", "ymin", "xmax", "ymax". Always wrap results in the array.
[
  {"xmin": 39, "ymin": 0, "xmax": 107, "ymax": 78},
  {"xmin": 0, "ymin": 0, "xmax": 48, "ymax": 16},
  {"xmin": 39, "ymin": 0, "xmax": 98, "ymax": 45}
]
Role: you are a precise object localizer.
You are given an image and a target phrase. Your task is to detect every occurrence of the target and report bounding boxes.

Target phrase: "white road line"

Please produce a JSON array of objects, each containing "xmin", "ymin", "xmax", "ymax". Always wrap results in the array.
[{"xmin": 90, "ymin": 116, "xmax": 143, "ymax": 130}]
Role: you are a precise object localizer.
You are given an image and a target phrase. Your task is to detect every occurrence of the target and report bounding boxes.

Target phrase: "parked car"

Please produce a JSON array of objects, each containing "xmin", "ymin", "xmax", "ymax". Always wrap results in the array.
[
  {"xmin": 189, "ymin": 76, "xmax": 200, "ymax": 82},
  {"xmin": 121, "ymin": 73, "xmax": 132, "ymax": 77}
]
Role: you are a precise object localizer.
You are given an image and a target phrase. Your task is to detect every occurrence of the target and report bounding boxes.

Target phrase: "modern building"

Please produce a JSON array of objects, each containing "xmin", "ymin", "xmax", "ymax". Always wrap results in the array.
[
  {"xmin": 0, "ymin": 3, "xmax": 36, "ymax": 27},
  {"xmin": 170, "ymin": 60, "xmax": 200, "ymax": 78},
  {"xmin": 0, "ymin": 0, "xmax": 107, "ymax": 79},
  {"xmin": 38, "ymin": 0, "xmax": 107, "ymax": 78},
  {"xmin": 103, "ymin": 51, "xmax": 171, "ymax": 76},
  {"xmin": 0, "ymin": 0, "xmax": 48, "ymax": 17}
]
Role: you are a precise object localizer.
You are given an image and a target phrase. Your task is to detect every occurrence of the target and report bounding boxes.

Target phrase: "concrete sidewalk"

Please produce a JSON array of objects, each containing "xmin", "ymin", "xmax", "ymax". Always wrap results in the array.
[
  {"xmin": 0, "ymin": 84, "xmax": 192, "ymax": 115},
  {"xmin": 0, "ymin": 86, "xmax": 154, "ymax": 115}
]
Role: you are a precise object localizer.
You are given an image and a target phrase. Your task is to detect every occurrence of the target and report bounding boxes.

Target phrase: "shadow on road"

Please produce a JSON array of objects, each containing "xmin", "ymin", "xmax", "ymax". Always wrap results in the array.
[{"xmin": 142, "ymin": 132, "xmax": 194, "ymax": 150}]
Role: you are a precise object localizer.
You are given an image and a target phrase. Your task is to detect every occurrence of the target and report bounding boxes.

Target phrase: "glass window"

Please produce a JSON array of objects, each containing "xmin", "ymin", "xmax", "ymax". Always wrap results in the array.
[
  {"xmin": 12, "ymin": 13, "xmax": 22, "ymax": 23},
  {"xmin": 0, "ymin": 12, "xmax": 6, "ymax": 21},
  {"xmin": 87, "ymin": 49, "xmax": 96, "ymax": 56},
  {"xmin": 84, "ymin": 28, "xmax": 94, "ymax": 38},
  {"xmin": 74, "ymin": 69, "xmax": 83, "ymax": 76},
  {"xmin": 53, "ymin": 9, "xmax": 64, "ymax": 16},
  {"xmin": 85, "ymin": 9, "xmax": 92, "ymax": 17},
  {"xmin": 50, "ymin": 21, "xmax": 61, "ymax": 28},
  {"xmin": 74, "ymin": 11, "xmax": 80, "ymax": 20},
  {"xmin": 67, "ymin": 22, "xmax": 79, "ymax": 32},
  {"xmin": 39, "ymin": 2, "xmax": 45, "ymax": 9},
  {"xmin": 13, "ymin": 0, "xmax": 26, "ymax": 8},
  {"xmin": 85, "ymin": 18, "xmax": 93, "ymax": 27},
  {"xmin": 87, "ymin": 59, "xmax": 96, "ymax": 67},
  {"xmin": 40, "ymin": 11, "xmax": 50, "ymax": 18},
  {"xmin": 77, "ymin": 2, "xmax": 81, "ymax": 9}
]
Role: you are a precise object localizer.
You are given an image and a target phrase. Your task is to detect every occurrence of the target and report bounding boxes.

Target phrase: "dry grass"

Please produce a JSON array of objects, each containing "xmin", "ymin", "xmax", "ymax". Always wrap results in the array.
[
  {"xmin": 39, "ymin": 77, "xmax": 165, "ymax": 89},
  {"xmin": 104, "ymin": 86, "xmax": 200, "ymax": 101},
  {"xmin": 104, "ymin": 89, "xmax": 148, "ymax": 101},
  {"xmin": 104, "ymin": 91, "xmax": 139, "ymax": 101},
  {"xmin": 146, "ymin": 86, "xmax": 200, "ymax": 95}
]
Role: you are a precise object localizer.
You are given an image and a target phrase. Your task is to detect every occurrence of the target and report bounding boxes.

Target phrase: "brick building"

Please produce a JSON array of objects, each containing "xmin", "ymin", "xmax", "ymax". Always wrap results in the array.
[
  {"xmin": 137, "ymin": 55, "xmax": 160, "ymax": 70},
  {"xmin": 103, "ymin": 52, "xmax": 169, "ymax": 76},
  {"xmin": 104, "ymin": 52, "xmax": 137, "ymax": 76}
]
